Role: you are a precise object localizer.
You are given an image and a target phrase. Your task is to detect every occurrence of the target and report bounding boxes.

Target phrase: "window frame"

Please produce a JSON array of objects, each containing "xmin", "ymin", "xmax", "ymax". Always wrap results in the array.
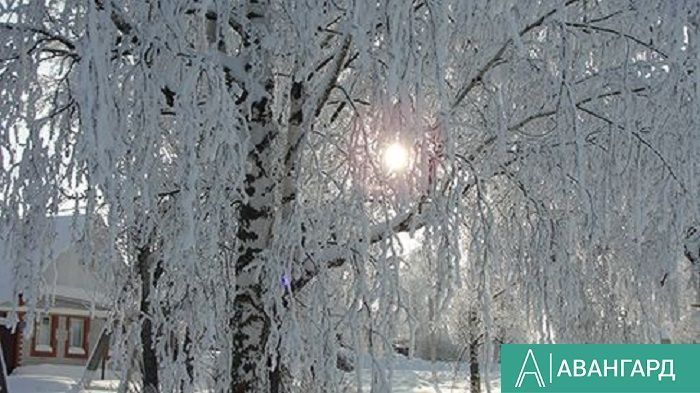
[
  {"xmin": 30, "ymin": 315, "xmax": 58, "ymax": 357},
  {"xmin": 64, "ymin": 316, "xmax": 90, "ymax": 359}
]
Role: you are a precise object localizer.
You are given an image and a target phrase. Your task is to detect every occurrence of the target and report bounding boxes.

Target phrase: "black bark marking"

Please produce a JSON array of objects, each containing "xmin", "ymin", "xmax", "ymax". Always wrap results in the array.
[
  {"xmin": 251, "ymin": 98, "xmax": 268, "ymax": 121},
  {"xmin": 254, "ymin": 130, "xmax": 277, "ymax": 153},
  {"xmin": 239, "ymin": 203, "xmax": 268, "ymax": 222},
  {"xmin": 237, "ymin": 229, "xmax": 259, "ymax": 242},
  {"xmin": 237, "ymin": 247, "xmax": 263, "ymax": 267},
  {"xmin": 291, "ymin": 81, "xmax": 303, "ymax": 99},
  {"xmin": 161, "ymin": 86, "xmax": 176, "ymax": 107},
  {"xmin": 290, "ymin": 109, "xmax": 303, "ymax": 124}
]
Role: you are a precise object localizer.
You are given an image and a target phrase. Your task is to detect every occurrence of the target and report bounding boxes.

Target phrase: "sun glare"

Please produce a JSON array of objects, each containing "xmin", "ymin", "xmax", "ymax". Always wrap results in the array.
[{"xmin": 383, "ymin": 142, "xmax": 409, "ymax": 173}]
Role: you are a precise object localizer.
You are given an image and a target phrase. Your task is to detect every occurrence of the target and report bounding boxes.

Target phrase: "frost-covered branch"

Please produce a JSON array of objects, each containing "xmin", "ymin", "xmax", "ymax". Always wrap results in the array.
[{"xmin": 1, "ymin": 1, "xmax": 697, "ymax": 391}]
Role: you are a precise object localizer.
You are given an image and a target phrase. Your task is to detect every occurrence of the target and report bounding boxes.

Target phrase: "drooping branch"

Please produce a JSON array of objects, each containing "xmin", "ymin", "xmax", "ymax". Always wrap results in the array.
[
  {"xmin": 564, "ymin": 22, "xmax": 669, "ymax": 59},
  {"xmin": 450, "ymin": 0, "xmax": 582, "ymax": 111},
  {"xmin": 291, "ymin": 195, "xmax": 431, "ymax": 290},
  {"xmin": 575, "ymin": 105, "xmax": 689, "ymax": 194},
  {"xmin": 0, "ymin": 23, "xmax": 76, "ymax": 52},
  {"xmin": 507, "ymin": 86, "xmax": 649, "ymax": 133}
]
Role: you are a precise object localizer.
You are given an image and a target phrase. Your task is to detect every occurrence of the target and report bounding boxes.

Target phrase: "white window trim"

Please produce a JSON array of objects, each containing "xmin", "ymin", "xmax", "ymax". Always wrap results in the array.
[
  {"xmin": 67, "ymin": 347, "xmax": 86, "ymax": 355},
  {"xmin": 34, "ymin": 344, "xmax": 53, "ymax": 352}
]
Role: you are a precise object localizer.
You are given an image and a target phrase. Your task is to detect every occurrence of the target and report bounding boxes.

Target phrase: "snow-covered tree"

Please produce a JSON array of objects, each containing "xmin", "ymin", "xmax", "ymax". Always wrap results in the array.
[
  {"xmin": 399, "ymin": 247, "xmax": 459, "ymax": 362},
  {"xmin": 1, "ymin": 0, "xmax": 698, "ymax": 392}
]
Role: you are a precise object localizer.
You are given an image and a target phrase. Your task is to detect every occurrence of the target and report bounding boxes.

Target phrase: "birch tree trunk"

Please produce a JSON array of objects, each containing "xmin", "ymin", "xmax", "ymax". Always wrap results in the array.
[{"xmin": 229, "ymin": 2, "xmax": 280, "ymax": 390}]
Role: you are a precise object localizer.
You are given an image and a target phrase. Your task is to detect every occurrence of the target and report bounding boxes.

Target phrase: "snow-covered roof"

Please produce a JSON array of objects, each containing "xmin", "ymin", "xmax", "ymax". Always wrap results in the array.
[{"xmin": 0, "ymin": 214, "xmax": 106, "ymax": 304}]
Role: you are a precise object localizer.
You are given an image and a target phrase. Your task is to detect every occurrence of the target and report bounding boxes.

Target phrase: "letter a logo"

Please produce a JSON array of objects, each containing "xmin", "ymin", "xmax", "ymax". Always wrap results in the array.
[{"xmin": 515, "ymin": 349, "xmax": 546, "ymax": 388}]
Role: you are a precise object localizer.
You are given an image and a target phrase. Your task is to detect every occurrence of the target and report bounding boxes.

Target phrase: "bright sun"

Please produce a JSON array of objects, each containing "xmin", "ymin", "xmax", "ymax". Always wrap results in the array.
[{"xmin": 383, "ymin": 142, "xmax": 409, "ymax": 173}]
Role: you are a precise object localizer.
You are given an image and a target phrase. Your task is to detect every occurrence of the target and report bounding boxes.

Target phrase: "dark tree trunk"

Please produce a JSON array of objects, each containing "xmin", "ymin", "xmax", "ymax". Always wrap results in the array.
[
  {"xmin": 0, "ymin": 341, "xmax": 9, "ymax": 393},
  {"xmin": 138, "ymin": 248, "xmax": 160, "ymax": 393},
  {"xmin": 469, "ymin": 339, "xmax": 481, "ymax": 393},
  {"xmin": 85, "ymin": 329, "xmax": 111, "ymax": 373},
  {"xmin": 0, "ymin": 321, "xmax": 15, "ymax": 375},
  {"xmin": 468, "ymin": 310, "xmax": 481, "ymax": 393},
  {"xmin": 182, "ymin": 330, "xmax": 194, "ymax": 391}
]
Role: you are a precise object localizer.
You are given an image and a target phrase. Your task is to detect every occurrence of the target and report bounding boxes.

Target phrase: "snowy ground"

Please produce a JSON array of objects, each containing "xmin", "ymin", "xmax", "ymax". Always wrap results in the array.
[
  {"xmin": 6, "ymin": 364, "xmax": 119, "ymax": 393},
  {"xmin": 354, "ymin": 357, "xmax": 501, "ymax": 393},
  {"xmin": 5, "ymin": 359, "xmax": 500, "ymax": 392}
]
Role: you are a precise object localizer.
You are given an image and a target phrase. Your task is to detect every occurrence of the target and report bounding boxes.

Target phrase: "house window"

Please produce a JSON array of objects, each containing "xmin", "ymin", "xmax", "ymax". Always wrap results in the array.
[
  {"xmin": 65, "ymin": 317, "xmax": 89, "ymax": 358},
  {"xmin": 36, "ymin": 318, "xmax": 51, "ymax": 348},
  {"xmin": 31, "ymin": 315, "xmax": 57, "ymax": 357}
]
